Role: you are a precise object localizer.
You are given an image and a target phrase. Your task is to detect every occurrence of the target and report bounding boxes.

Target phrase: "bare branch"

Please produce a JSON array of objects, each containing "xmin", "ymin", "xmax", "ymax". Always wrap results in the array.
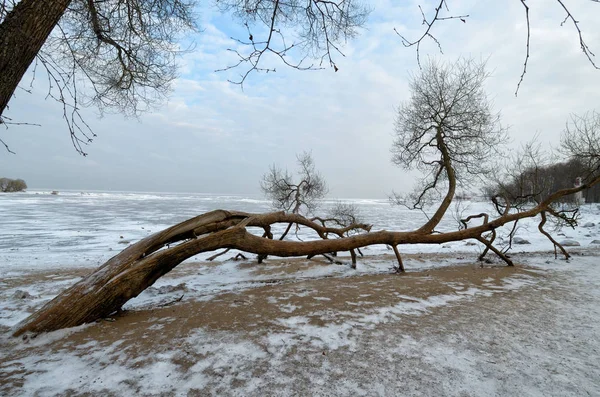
[
  {"xmin": 392, "ymin": 244, "xmax": 405, "ymax": 273},
  {"xmin": 393, "ymin": 0, "xmax": 469, "ymax": 67},
  {"xmin": 515, "ymin": 0, "xmax": 530, "ymax": 96},
  {"xmin": 556, "ymin": 0, "xmax": 599, "ymax": 69},
  {"xmin": 538, "ymin": 211, "xmax": 570, "ymax": 259},
  {"xmin": 399, "ymin": 1, "xmax": 598, "ymax": 92},
  {"xmin": 215, "ymin": 0, "xmax": 369, "ymax": 84}
]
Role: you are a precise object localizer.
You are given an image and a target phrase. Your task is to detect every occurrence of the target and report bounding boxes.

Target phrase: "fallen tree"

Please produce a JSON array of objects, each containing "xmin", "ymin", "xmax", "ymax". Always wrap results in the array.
[
  {"xmin": 12, "ymin": 179, "xmax": 598, "ymax": 337},
  {"xmin": 13, "ymin": 59, "xmax": 600, "ymax": 336}
]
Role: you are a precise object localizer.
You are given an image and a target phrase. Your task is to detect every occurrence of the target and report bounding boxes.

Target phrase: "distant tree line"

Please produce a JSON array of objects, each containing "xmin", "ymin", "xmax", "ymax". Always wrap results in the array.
[
  {"xmin": 487, "ymin": 158, "xmax": 600, "ymax": 204},
  {"xmin": 0, "ymin": 177, "xmax": 27, "ymax": 192}
]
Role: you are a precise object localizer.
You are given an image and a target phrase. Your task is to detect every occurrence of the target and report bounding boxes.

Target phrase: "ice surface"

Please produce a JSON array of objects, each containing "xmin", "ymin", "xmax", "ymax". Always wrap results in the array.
[{"xmin": 2, "ymin": 191, "xmax": 600, "ymax": 275}]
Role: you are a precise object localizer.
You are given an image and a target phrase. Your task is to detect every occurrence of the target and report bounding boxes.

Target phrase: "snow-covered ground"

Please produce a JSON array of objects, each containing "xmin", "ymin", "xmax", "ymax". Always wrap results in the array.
[{"xmin": 1, "ymin": 191, "xmax": 600, "ymax": 395}]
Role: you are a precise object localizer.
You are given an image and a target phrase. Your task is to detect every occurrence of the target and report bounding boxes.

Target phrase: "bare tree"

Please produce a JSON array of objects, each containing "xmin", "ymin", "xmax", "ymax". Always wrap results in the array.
[
  {"xmin": 482, "ymin": 111, "xmax": 600, "ymax": 261},
  {"xmin": 313, "ymin": 201, "xmax": 369, "ymax": 266},
  {"xmin": 561, "ymin": 111, "xmax": 600, "ymax": 180},
  {"xmin": 493, "ymin": 139, "xmax": 551, "ymax": 205},
  {"xmin": 0, "ymin": 0, "xmax": 200, "ymax": 154},
  {"xmin": 261, "ymin": 151, "xmax": 327, "ymax": 216},
  {"xmin": 259, "ymin": 151, "xmax": 338, "ymax": 263},
  {"xmin": 211, "ymin": 151, "xmax": 328, "ymax": 262},
  {"xmin": 322, "ymin": 202, "xmax": 363, "ymax": 229},
  {"xmin": 486, "ymin": 141, "xmax": 578, "ymax": 260},
  {"xmin": 390, "ymin": 58, "xmax": 508, "ymax": 234},
  {"xmin": 0, "ymin": 0, "xmax": 370, "ymax": 154}
]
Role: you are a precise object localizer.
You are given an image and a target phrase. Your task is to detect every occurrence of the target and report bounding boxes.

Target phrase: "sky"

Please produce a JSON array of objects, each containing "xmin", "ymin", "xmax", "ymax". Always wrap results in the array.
[{"xmin": 1, "ymin": 0, "xmax": 599, "ymax": 198}]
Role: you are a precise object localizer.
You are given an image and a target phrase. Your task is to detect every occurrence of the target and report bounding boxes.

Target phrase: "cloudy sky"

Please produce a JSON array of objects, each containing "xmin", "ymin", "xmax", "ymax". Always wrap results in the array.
[{"xmin": 1, "ymin": 0, "xmax": 599, "ymax": 198}]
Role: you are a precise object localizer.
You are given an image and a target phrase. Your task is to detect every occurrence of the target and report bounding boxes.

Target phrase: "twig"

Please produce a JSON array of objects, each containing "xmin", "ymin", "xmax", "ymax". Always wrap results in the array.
[
  {"xmin": 515, "ymin": 0, "xmax": 530, "ymax": 96},
  {"xmin": 394, "ymin": 0, "xmax": 469, "ymax": 67}
]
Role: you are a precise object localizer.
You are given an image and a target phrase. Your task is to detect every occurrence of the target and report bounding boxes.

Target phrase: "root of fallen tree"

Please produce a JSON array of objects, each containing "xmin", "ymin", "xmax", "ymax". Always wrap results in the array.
[{"xmin": 12, "ymin": 181, "xmax": 596, "ymax": 337}]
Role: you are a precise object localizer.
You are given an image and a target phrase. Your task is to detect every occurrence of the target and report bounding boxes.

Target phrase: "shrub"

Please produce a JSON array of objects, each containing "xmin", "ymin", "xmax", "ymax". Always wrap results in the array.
[{"xmin": 0, "ymin": 177, "xmax": 27, "ymax": 192}]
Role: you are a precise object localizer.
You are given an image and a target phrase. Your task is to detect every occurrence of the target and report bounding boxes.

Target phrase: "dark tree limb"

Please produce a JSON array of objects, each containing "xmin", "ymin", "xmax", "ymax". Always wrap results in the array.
[
  {"xmin": 257, "ymin": 225, "xmax": 273, "ymax": 263},
  {"xmin": 475, "ymin": 236, "xmax": 513, "ymax": 267},
  {"xmin": 350, "ymin": 249, "xmax": 357, "ymax": 269},
  {"xmin": 478, "ymin": 230, "xmax": 496, "ymax": 261},
  {"xmin": 392, "ymin": 245, "xmax": 405, "ymax": 273},
  {"xmin": 556, "ymin": 0, "xmax": 599, "ymax": 69},
  {"xmin": 279, "ymin": 222, "xmax": 294, "ymax": 240},
  {"xmin": 503, "ymin": 220, "xmax": 520, "ymax": 254},
  {"xmin": 206, "ymin": 248, "xmax": 231, "ymax": 261},
  {"xmin": 460, "ymin": 212, "xmax": 497, "ymax": 261},
  {"xmin": 538, "ymin": 211, "xmax": 570, "ymax": 259},
  {"xmin": 320, "ymin": 253, "xmax": 344, "ymax": 265},
  {"xmin": 395, "ymin": 1, "xmax": 598, "ymax": 95},
  {"xmin": 460, "ymin": 212, "xmax": 489, "ymax": 229},
  {"xmin": 515, "ymin": 0, "xmax": 530, "ymax": 96}
]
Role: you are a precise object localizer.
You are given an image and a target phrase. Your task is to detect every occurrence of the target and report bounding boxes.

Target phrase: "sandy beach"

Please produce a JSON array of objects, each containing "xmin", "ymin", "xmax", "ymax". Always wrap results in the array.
[{"xmin": 2, "ymin": 250, "xmax": 599, "ymax": 396}]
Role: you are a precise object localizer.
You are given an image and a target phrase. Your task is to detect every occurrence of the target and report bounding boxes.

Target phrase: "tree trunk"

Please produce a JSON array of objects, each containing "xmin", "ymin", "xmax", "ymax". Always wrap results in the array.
[
  {"xmin": 0, "ymin": 0, "xmax": 71, "ymax": 117},
  {"xmin": 417, "ymin": 128, "xmax": 456, "ymax": 234}
]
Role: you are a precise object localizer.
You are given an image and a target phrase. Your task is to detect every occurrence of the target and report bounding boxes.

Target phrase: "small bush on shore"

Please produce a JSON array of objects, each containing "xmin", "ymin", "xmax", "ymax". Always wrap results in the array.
[{"xmin": 0, "ymin": 178, "xmax": 27, "ymax": 192}]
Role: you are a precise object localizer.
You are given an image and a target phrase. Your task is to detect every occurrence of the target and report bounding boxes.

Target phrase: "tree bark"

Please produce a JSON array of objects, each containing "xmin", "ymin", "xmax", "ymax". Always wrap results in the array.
[
  {"xmin": 392, "ymin": 245, "xmax": 404, "ymax": 273},
  {"xmin": 0, "ymin": 0, "xmax": 72, "ymax": 117},
  {"xmin": 417, "ymin": 128, "xmax": 457, "ymax": 234}
]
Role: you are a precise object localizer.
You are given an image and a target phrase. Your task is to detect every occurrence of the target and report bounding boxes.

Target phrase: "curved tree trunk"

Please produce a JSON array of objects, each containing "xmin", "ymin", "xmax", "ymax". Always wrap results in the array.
[
  {"xmin": 417, "ymin": 128, "xmax": 457, "ymax": 234},
  {"xmin": 0, "ymin": 0, "xmax": 72, "ymax": 117},
  {"xmin": 12, "ymin": 210, "xmax": 372, "ymax": 336}
]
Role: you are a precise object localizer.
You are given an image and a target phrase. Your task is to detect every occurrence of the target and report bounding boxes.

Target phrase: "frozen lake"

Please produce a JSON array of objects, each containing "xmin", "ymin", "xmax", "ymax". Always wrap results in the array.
[{"xmin": 1, "ymin": 190, "xmax": 600, "ymax": 274}]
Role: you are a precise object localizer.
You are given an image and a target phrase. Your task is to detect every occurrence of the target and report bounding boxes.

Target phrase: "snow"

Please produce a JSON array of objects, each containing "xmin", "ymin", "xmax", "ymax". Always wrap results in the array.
[
  {"xmin": 4, "ymin": 253, "xmax": 600, "ymax": 396},
  {"xmin": 2, "ymin": 255, "xmax": 600, "ymax": 395},
  {"xmin": 1, "ymin": 192, "xmax": 600, "ymax": 395}
]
